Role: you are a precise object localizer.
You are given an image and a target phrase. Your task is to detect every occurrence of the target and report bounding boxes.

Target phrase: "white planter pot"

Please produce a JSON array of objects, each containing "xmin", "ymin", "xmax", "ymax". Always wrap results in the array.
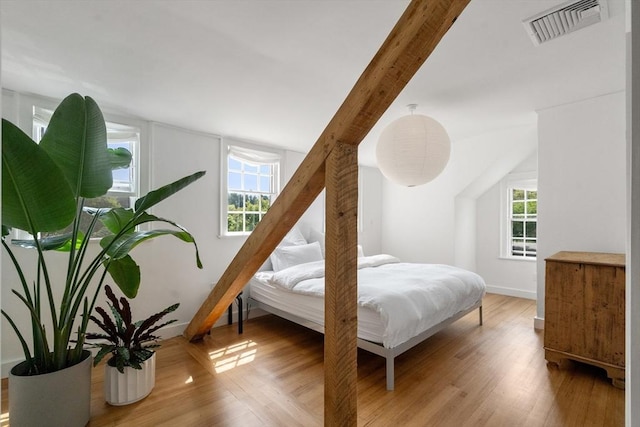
[
  {"xmin": 9, "ymin": 350, "xmax": 92, "ymax": 427},
  {"xmin": 104, "ymin": 352, "xmax": 156, "ymax": 405}
]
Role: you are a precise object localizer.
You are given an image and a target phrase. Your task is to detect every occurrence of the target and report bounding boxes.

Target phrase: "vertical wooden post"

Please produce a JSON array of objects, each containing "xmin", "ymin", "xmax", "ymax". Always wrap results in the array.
[{"xmin": 324, "ymin": 142, "xmax": 359, "ymax": 426}]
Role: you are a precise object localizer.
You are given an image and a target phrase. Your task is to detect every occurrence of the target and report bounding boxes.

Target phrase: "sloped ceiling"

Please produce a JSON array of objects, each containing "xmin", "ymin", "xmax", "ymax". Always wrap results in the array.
[{"xmin": 0, "ymin": 0, "xmax": 626, "ymax": 166}]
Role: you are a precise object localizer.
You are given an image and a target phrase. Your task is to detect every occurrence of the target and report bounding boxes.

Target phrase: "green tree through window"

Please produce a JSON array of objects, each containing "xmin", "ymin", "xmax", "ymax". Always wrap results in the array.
[
  {"xmin": 510, "ymin": 188, "xmax": 537, "ymax": 257},
  {"xmin": 225, "ymin": 145, "xmax": 279, "ymax": 234}
]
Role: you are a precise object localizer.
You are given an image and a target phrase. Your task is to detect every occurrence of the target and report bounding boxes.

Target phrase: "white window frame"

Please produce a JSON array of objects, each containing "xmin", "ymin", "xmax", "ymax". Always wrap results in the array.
[
  {"xmin": 33, "ymin": 106, "xmax": 140, "ymax": 200},
  {"xmin": 358, "ymin": 167, "xmax": 364, "ymax": 233},
  {"xmin": 220, "ymin": 139, "xmax": 282, "ymax": 237},
  {"xmin": 13, "ymin": 97, "xmax": 144, "ymax": 240},
  {"xmin": 500, "ymin": 172, "xmax": 538, "ymax": 260}
]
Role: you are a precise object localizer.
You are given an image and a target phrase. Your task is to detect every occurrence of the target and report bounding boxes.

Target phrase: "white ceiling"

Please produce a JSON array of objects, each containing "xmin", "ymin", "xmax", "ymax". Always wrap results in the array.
[{"xmin": 0, "ymin": 0, "xmax": 626, "ymax": 167}]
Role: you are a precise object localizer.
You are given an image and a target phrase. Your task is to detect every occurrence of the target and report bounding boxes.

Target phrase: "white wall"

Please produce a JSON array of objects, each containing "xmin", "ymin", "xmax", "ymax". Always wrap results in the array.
[
  {"xmin": 381, "ymin": 125, "xmax": 537, "ymax": 268},
  {"xmin": 359, "ymin": 166, "xmax": 383, "ymax": 256},
  {"xmin": 0, "ymin": 91, "xmax": 383, "ymax": 375},
  {"xmin": 475, "ymin": 153, "xmax": 538, "ymax": 300},
  {"xmin": 278, "ymin": 151, "xmax": 383, "ymax": 255},
  {"xmin": 536, "ymin": 91, "xmax": 627, "ymax": 323}
]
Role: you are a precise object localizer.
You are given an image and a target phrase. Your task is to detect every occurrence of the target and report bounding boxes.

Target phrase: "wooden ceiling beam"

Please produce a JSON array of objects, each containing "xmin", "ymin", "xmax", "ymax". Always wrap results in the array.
[{"xmin": 184, "ymin": 0, "xmax": 471, "ymax": 343}]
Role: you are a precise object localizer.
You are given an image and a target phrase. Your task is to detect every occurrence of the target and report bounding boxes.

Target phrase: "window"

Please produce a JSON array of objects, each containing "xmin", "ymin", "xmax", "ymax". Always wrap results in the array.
[
  {"xmin": 32, "ymin": 107, "xmax": 139, "ymax": 239},
  {"xmin": 502, "ymin": 173, "xmax": 537, "ymax": 259},
  {"xmin": 509, "ymin": 188, "xmax": 537, "ymax": 257},
  {"xmin": 222, "ymin": 143, "xmax": 281, "ymax": 236}
]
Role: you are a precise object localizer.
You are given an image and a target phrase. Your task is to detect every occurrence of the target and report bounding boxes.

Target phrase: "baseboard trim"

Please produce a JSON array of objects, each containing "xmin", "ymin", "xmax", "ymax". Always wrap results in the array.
[
  {"xmin": 534, "ymin": 316, "xmax": 545, "ymax": 330},
  {"xmin": 485, "ymin": 285, "xmax": 537, "ymax": 300}
]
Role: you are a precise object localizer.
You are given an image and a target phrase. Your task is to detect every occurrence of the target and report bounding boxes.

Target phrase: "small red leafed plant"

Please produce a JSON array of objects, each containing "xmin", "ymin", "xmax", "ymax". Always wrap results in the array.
[{"xmin": 85, "ymin": 285, "xmax": 179, "ymax": 373}]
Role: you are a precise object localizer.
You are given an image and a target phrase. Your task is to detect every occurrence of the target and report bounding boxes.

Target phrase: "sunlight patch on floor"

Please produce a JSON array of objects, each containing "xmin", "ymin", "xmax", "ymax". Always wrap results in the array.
[
  {"xmin": 209, "ymin": 340, "xmax": 258, "ymax": 374},
  {"xmin": 1, "ymin": 411, "xmax": 9, "ymax": 427}
]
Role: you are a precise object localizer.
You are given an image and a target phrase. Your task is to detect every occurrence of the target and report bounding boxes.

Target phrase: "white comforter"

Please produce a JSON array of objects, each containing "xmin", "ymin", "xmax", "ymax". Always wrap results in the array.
[{"xmin": 266, "ymin": 255, "xmax": 486, "ymax": 348}]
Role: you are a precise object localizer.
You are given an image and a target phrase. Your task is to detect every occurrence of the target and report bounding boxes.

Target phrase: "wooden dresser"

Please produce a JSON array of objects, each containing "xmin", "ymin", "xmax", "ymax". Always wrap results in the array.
[{"xmin": 544, "ymin": 251, "xmax": 625, "ymax": 388}]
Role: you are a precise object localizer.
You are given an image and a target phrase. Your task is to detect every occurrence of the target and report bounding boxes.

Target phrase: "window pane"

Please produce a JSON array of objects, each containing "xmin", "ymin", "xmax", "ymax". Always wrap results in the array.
[
  {"xmin": 512, "ymin": 201, "xmax": 524, "ymax": 215},
  {"xmin": 228, "ymin": 172, "xmax": 242, "ymax": 190},
  {"xmin": 512, "ymin": 189, "xmax": 524, "ymax": 201},
  {"xmin": 244, "ymin": 163, "xmax": 258, "ymax": 173},
  {"xmin": 260, "ymin": 176, "xmax": 271, "ymax": 192},
  {"xmin": 109, "ymin": 141, "xmax": 134, "ymax": 192},
  {"xmin": 246, "ymin": 194, "xmax": 260, "ymax": 211},
  {"xmin": 526, "ymin": 201, "xmax": 537, "ymax": 215},
  {"xmin": 229, "ymin": 157, "xmax": 242, "ymax": 171},
  {"xmin": 83, "ymin": 195, "xmax": 132, "ymax": 238},
  {"xmin": 228, "ymin": 192, "xmax": 243, "ymax": 210},
  {"xmin": 260, "ymin": 164, "xmax": 271, "ymax": 174},
  {"xmin": 227, "ymin": 213, "xmax": 242, "ymax": 232},
  {"xmin": 245, "ymin": 214, "xmax": 259, "ymax": 231},
  {"xmin": 527, "ymin": 190, "xmax": 537, "ymax": 200},
  {"xmin": 525, "ymin": 240, "xmax": 537, "ymax": 251},
  {"xmin": 525, "ymin": 221, "xmax": 537, "ymax": 238},
  {"xmin": 244, "ymin": 174, "xmax": 258, "ymax": 191},
  {"xmin": 260, "ymin": 195, "xmax": 271, "ymax": 213},
  {"xmin": 112, "ymin": 168, "xmax": 130, "ymax": 184},
  {"xmin": 512, "ymin": 239, "xmax": 524, "ymax": 252},
  {"xmin": 512, "ymin": 221, "xmax": 524, "ymax": 238},
  {"xmin": 42, "ymin": 196, "xmax": 131, "ymax": 240},
  {"xmin": 87, "ymin": 195, "xmax": 130, "ymax": 210}
]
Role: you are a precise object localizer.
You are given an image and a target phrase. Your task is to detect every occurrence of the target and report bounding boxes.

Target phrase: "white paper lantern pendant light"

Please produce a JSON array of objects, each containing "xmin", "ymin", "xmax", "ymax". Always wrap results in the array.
[{"xmin": 376, "ymin": 104, "xmax": 451, "ymax": 187}]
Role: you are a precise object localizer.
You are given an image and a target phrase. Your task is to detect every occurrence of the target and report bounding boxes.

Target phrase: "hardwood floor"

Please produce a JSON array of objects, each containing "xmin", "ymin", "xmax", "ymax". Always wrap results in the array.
[{"xmin": 1, "ymin": 294, "xmax": 624, "ymax": 426}]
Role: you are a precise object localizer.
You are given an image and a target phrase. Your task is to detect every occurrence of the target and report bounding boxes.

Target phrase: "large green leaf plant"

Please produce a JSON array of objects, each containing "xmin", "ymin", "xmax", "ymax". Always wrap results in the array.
[{"xmin": 1, "ymin": 93, "xmax": 205, "ymax": 375}]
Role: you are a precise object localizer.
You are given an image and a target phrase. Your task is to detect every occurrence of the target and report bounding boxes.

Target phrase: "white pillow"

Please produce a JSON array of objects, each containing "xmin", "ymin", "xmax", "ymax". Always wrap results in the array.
[
  {"xmin": 280, "ymin": 227, "xmax": 307, "ymax": 247},
  {"xmin": 307, "ymin": 228, "xmax": 325, "ymax": 256},
  {"xmin": 271, "ymin": 241, "xmax": 323, "ymax": 272},
  {"xmin": 306, "ymin": 229, "xmax": 363, "ymax": 258}
]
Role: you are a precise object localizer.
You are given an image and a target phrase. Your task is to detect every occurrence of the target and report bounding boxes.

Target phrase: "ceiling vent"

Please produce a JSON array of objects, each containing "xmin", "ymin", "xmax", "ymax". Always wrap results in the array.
[{"xmin": 522, "ymin": 0, "xmax": 608, "ymax": 46}]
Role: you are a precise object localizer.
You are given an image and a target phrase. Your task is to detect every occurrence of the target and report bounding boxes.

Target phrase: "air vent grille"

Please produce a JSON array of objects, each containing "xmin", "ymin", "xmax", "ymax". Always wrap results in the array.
[{"xmin": 523, "ymin": 0, "xmax": 608, "ymax": 46}]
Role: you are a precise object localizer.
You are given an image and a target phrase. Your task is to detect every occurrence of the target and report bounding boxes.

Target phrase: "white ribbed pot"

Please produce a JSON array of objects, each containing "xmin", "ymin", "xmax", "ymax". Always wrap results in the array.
[
  {"xmin": 9, "ymin": 350, "xmax": 92, "ymax": 427},
  {"xmin": 104, "ymin": 352, "xmax": 156, "ymax": 406}
]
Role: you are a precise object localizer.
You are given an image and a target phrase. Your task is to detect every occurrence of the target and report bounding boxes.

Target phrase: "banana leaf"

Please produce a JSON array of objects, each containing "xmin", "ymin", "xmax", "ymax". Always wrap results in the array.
[
  {"xmin": 2, "ymin": 120, "xmax": 75, "ymax": 233},
  {"xmin": 105, "ymin": 256, "xmax": 141, "ymax": 298},
  {"xmin": 39, "ymin": 94, "xmax": 112, "ymax": 199},
  {"xmin": 135, "ymin": 171, "xmax": 205, "ymax": 213}
]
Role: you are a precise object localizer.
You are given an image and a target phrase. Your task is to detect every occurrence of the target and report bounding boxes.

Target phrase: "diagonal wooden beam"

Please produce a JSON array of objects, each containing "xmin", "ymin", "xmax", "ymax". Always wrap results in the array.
[{"xmin": 184, "ymin": 0, "xmax": 471, "ymax": 341}]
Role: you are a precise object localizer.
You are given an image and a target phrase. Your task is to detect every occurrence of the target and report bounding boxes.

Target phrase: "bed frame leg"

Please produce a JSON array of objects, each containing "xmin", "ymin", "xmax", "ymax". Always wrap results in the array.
[
  {"xmin": 386, "ymin": 356, "xmax": 395, "ymax": 391},
  {"xmin": 479, "ymin": 305, "xmax": 483, "ymax": 326}
]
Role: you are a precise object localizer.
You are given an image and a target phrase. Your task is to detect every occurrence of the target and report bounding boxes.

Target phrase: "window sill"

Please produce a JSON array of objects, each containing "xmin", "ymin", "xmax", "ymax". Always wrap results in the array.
[
  {"xmin": 217, "ymin": 233, "xmax": 251, "ymax": 239},
  {"xmin": 498, "ymin": 256, "xmax": 537, "ymax": 262}
]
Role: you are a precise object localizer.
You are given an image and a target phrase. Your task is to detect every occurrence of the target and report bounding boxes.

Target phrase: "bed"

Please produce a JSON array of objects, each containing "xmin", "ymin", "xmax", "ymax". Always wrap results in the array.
[{"xmin": 246, "ymin": 236, "xmax": 486, "ymax": 391}]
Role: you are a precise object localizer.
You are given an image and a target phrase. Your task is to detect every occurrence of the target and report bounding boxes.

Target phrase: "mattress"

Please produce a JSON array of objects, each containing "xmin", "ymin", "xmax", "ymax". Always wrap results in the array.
[
  {"xmin": 249, "ymin": 272, "xmax": 387, "ymax": 344},
  {"xmin": 249, "ymin": 255, "xmax": 486, "ymax": 349}
]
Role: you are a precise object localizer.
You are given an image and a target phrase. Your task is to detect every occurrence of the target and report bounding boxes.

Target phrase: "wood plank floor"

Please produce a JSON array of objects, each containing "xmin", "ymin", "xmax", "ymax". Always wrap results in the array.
[{"xmin": 1, "ymin": 294, "xmax": 624, "ymax": 426}]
